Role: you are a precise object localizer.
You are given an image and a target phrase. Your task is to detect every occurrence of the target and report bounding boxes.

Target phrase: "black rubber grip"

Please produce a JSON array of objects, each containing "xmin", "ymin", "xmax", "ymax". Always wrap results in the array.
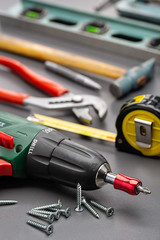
[{"xmin": 27, "ymin": 128, "xmax": 107, "ymax": 190}]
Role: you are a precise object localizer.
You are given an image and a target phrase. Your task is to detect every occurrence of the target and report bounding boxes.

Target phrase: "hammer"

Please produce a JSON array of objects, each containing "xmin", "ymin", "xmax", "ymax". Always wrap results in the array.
[
  {"xmin": 109, "ymin": 58, "xmax": 155, "ymax": 98},
  {"xmin": 0, "ymin": 34, "xmax": 155, "ymax": 97}
]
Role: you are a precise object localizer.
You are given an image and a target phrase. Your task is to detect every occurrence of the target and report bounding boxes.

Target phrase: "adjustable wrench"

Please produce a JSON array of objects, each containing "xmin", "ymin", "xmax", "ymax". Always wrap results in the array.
[{"xmin": 0, "ymin": 56, "xmax": 107, "ymax": 124}]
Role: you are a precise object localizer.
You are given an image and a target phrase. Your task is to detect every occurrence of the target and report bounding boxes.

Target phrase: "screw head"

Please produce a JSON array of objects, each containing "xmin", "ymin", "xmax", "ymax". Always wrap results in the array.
[
  {"xmin": 106, "ymin": 207, "xmax": 114, "ymax": 217},
  {"xmin": 54, "ymin": 210, "xmax": 61, "ymax": 220},
  {"xmin": 75, "ymin": 196, "xmax": 84, "ymax": 212},
  {"xmin": 75, "ymin": 206, "xmax": 83, "ymax": 212},
  {"xmin": 46, "ymin": 224, "xmax": 54, "ymax": 235},
  {"xmin": 48, "ymin": 214, "xmax": 54, "ymax": 223},
  {"xmin": 57, "ymin": 200, "xmax": 62, "ymax": 209},
  {"xmin": 64, "ymin": 208, "xmax": 71, "ymax": 217}
]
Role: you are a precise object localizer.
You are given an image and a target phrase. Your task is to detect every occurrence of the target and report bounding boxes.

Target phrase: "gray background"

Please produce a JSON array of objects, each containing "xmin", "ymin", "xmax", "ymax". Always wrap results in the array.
[{"xmin": 0, "ymin": 1, "xmax": 160, "ymax": 240}]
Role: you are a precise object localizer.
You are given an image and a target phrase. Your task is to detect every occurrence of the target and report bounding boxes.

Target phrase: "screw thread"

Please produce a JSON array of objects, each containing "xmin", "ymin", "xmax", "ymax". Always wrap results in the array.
[
  {"xmin": 90, "ymin": 200, "xmax": 114, "ymax": 217},
  {"xmin": 90, "ymin": 200, "xmax": 107, "ymax": 211},
  {"xmin": 27, "ymin": 220, "xmax": 47, "ymax": 231},
  {"xmin": 28, "ymin": 210, "xmax": 49, "ymax": 219},
  {"xmin": 33, "ymin": 210, "xmax": 54, "ymax": 214},
  {"xmin": 34, "ymin": 200, "xmax": 62, "ymax": 210},
  {"xmin": 77, "ymin": 183, "xmax": 82, "ymax": 208},
  {"xmin": 82, "ymin": 198, "xmax": 99, "ymax": 219},
  {"xmin": 34, "ymin": 209, "xmax": 60, "ymax": 220},
  {"xmin": 0, "ymin": 200, "xmax": 18, "ymax": 205}
]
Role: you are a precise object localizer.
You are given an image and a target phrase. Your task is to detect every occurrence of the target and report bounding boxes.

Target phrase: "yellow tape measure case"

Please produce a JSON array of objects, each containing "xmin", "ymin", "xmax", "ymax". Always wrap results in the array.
[{"xmin": 115, "ymin": 95, "xmax": 160, "ymax": 157}]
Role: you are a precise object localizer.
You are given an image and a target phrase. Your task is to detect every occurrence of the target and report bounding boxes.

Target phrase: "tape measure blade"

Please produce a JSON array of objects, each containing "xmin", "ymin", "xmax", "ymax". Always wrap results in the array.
[{"xmin": 32, "ymin": 114, "xmax": 116, "ymax": 142}]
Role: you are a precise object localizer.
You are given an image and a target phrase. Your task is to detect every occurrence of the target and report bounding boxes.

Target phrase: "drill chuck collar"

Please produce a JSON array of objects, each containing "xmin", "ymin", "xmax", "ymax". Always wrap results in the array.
[{"xmin": 27, "ymin": 128, "xmax": 110, "ymax": 190}]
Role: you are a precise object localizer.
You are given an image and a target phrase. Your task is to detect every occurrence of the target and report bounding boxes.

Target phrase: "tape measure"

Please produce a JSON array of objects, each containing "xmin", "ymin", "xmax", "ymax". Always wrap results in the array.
[
  {"xmin": 28, "ymin": 94, "xmax": 160, "ymax": 157},
  {"xmin": 28, "ymin": 114, "xmax": 117, "ymax": 142},
  {"xmin": 116, "ymin": 94, "xmax": 160, "ymax": 156}
]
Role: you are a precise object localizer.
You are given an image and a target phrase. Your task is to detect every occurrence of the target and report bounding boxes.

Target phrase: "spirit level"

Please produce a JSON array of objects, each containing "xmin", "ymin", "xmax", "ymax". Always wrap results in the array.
[{"xmin": 0, "ymin": 0, "xmax": 160, "ymax": 63}]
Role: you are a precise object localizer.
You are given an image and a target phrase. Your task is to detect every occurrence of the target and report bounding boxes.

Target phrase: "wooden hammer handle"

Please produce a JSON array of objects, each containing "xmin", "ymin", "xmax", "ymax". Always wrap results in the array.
[{"xmin": 0, "ymin": 34, "xmax": 126, "ymax": 79}]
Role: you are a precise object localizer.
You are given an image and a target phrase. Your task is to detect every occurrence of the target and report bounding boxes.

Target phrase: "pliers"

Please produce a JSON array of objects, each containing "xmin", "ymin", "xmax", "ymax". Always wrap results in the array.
[{"xmin": 0, "ymin": 56, "xmax": 107, "ymax": 124}]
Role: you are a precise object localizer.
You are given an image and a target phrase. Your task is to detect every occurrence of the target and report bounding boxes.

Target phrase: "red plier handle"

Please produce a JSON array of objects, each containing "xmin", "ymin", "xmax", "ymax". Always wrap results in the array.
[{"xmin": 0, "ymin": 56, "xmax": 68, "ymax": 105}]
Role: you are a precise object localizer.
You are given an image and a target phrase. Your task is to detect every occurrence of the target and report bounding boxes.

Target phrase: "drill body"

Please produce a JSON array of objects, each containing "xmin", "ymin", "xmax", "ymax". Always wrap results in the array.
[
  {"xmin": 0, "ymin": 111, "xmax": 150, "ymax": 195},
  {"xmin": 0, "ymin": 111, "xmax": 108, "ymax": 190}
]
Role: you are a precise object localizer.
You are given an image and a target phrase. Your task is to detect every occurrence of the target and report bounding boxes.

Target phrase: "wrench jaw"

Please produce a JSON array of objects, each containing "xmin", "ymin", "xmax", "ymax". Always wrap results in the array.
[
  {"xmin": 72, "ymin": 96, "xmax": 108, "ymax": 124},
  {"xmin": 72, "ymin": 104, "xmax": 107, "ymax": 125},
  {"xmin": 93, "ymin": 99, "xmax": 108, "ymax": 121},
  {"xmin": 72, "ymin": 107, "xmax": 92, "ymax": 125},
  {"xmin": 84, "ymin": 95, "xmax": 108, "ymax": 122}
]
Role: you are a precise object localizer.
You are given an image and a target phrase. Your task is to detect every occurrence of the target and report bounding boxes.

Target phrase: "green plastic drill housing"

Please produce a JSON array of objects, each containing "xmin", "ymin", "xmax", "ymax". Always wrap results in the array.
[{"xmin": 0, "ymin": 111, "xmax": 45, "ymax": 178}]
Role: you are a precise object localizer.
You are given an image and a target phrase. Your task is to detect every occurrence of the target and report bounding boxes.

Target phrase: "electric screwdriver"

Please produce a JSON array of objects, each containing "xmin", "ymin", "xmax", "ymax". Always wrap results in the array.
[{"xmin": 0, "ymin": 111, "xmax": 150, "ymax": 196}]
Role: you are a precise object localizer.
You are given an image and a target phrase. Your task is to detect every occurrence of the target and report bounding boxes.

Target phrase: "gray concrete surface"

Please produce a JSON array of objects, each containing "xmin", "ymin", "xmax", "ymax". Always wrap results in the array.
[{"xmin": 0, "ymin": 1, "xmax": 160, "ymax": 240}]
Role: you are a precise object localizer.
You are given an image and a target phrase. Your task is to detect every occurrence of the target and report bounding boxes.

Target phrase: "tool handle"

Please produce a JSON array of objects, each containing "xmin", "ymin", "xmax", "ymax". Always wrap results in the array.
[
  {"xmin": 0, "ymin": 34, "xmax": 126, "ymax": 79},
  {"xmin": 0, "ymin": 56, "xmax": 68, "ymax": 97},
  {"xmin": 0, "ymin": 88, "xmax": 29, "ymax": 105}
]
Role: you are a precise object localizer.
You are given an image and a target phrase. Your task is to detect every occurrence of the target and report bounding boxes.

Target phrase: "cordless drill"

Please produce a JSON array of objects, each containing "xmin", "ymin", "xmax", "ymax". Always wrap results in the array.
[{"xmin": 0, "ymin": 111, "xmax": 150, "ymax": 196}]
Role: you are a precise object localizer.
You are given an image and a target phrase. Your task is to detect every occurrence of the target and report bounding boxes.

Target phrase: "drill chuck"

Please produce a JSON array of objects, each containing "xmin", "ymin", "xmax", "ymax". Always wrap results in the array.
[{"xmin": 27, "ymin": 128, "xmax": 110, "ymax": 190}]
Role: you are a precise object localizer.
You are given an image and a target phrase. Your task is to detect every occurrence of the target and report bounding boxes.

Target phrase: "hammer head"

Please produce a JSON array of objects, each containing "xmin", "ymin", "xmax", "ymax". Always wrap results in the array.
[{"xmin": 110, "ymin": 58, "xmax": 155, "ymax": 98}]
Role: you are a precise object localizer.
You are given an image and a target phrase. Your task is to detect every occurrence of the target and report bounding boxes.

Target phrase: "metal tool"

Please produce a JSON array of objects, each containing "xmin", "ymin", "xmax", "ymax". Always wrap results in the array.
[
  {"xmin": 0, "ymin": 56, "xmax": 107, "ymax": 125},
  {"xmin": 34, "ymin": 210, "xmax": 61, "ymax": 220},
  {"xmin": 0, "ymin": 200, "xmax": 18, "ymax": 205},
  {"xmin": 45, "ymin": 61, "xmax": 102, "ymax": 90},
  {"xmin": 75, "ymin": 183, "xmax": 83, "ymax": 212},
  {"xmin": 27, "ymin": 210, "xmax": 54, "ymax": 223},
  {"xmin": 81, "ymin": 197, "xmax": 99, "ymax": 219},
  {"xmin": 33, "ymin": 201, "xmax": 62, "ymax": 210},
  {"xmin": 29, "ymin": 94, "xmax": 160, "ymax": 157},
  {"xmin": 90, "ymin": 200, "xmax": 114, "ymax": 217},
  {"xmin": 56, "ymin": 208, "xmax": 71, "ymax": 218},
  {"xmin": 27, "ymin": 220, "xmax": 53, "ymax": 235},
  {"xmin": 1, "ymin": 1, "xmax": 160, "ymax": 63},
  {"xmin": 0, "ymin": 110, "xmax": 150, "ymax": 196},
  {"xmin": 109, "ymin": 58, "xmax": 155, "ymax": 98},
  {"xmin": 116, "ymin": 0, "xmax": 160, "ymax": 24}
]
